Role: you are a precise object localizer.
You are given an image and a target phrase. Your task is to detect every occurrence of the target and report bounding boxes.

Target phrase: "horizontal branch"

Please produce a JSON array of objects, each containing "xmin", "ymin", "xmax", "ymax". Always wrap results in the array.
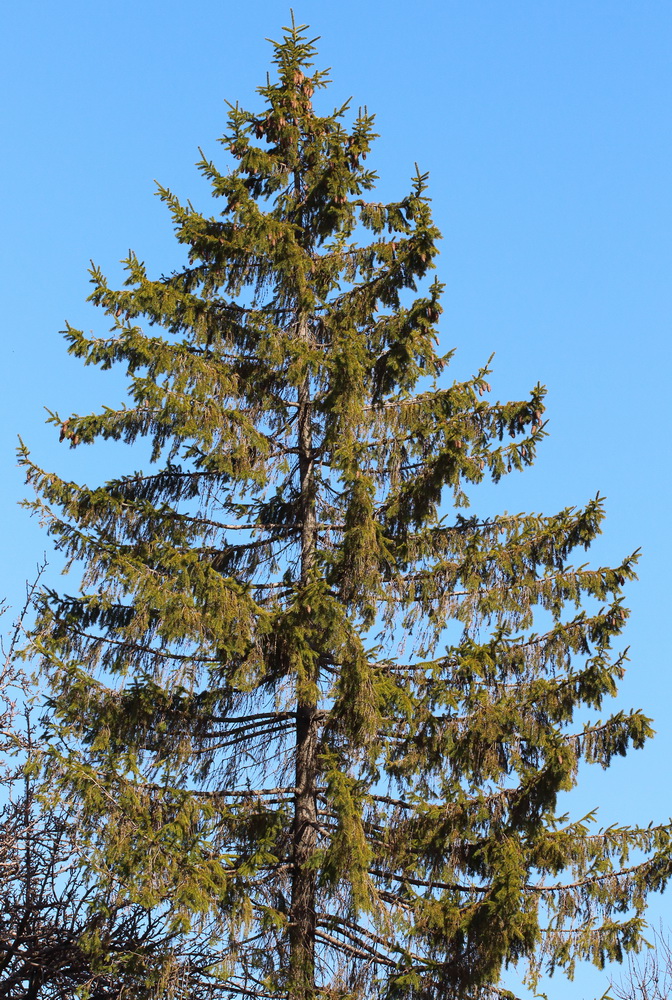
[
  {"xmin": 368, "ymin": 868, "xmax": 485, "ymax": 894},
  {"xmin": 198, "ymin": 787, "xmax": 297, "ymax": 798},
  {"xmin": 314, "ymin": 928, "xmax": 397, "ymax": 968}
]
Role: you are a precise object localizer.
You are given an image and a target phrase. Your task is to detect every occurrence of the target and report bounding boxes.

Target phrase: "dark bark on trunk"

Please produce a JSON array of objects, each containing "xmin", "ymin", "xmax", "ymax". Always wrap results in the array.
[
  {"xmin": 289, "ymin": 702, "xmax": 318, "ymax": 998},
  {"xmin": 289, "ymin": 314, "xmax": 318, "ymax": 1000}
]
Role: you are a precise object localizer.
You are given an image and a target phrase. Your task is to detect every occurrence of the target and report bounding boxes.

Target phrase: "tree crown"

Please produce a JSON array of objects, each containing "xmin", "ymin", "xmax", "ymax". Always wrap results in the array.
[{"xmin": 20, "ymin": 17, "xmax": 669, "ymax": 1000}]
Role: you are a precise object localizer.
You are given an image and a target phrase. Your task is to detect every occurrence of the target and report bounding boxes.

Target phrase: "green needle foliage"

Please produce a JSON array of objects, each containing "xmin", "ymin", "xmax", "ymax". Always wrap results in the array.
[{"xmin": 21, "ymin": 16, "xmax": 672, "ymax": 1000}]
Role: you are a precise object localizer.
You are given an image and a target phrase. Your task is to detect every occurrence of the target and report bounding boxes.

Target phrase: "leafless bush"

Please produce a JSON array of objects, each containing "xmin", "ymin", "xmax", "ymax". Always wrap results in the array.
[{"xmin": 610, "ymin": 929, "xmax": 672, "ymax": 1000}]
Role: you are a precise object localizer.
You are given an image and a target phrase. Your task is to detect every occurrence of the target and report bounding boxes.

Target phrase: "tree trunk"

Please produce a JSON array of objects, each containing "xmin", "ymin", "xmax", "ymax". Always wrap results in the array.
[{"xmin": 289, "ymin": 315, "xmax": 318, "ymax": 999}]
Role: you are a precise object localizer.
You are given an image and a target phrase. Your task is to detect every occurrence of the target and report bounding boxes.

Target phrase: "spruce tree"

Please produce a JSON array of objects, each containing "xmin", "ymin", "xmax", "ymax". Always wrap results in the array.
[{"xmin": 22, "ymin": 17, "xmax": 672, "ymax": 1000}]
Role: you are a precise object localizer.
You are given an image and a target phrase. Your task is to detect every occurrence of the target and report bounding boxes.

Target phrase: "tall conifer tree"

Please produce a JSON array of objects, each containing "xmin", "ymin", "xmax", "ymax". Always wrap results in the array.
[{"xmin": 22, "ymin": 17, "xmax": 672, "ymax": 1000}]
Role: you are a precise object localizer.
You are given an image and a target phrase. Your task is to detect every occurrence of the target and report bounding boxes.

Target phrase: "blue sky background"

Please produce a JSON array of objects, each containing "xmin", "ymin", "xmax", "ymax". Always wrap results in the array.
[{"xmin": 2, "ymin": 2, "xmax": 671, "ymax": 996}]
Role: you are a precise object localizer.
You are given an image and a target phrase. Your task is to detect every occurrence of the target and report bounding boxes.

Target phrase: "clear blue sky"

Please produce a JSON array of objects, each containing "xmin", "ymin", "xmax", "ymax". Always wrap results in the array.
[{"xmin": 2, "ymin": 2, "xmax": 671, "ymax": 996}]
